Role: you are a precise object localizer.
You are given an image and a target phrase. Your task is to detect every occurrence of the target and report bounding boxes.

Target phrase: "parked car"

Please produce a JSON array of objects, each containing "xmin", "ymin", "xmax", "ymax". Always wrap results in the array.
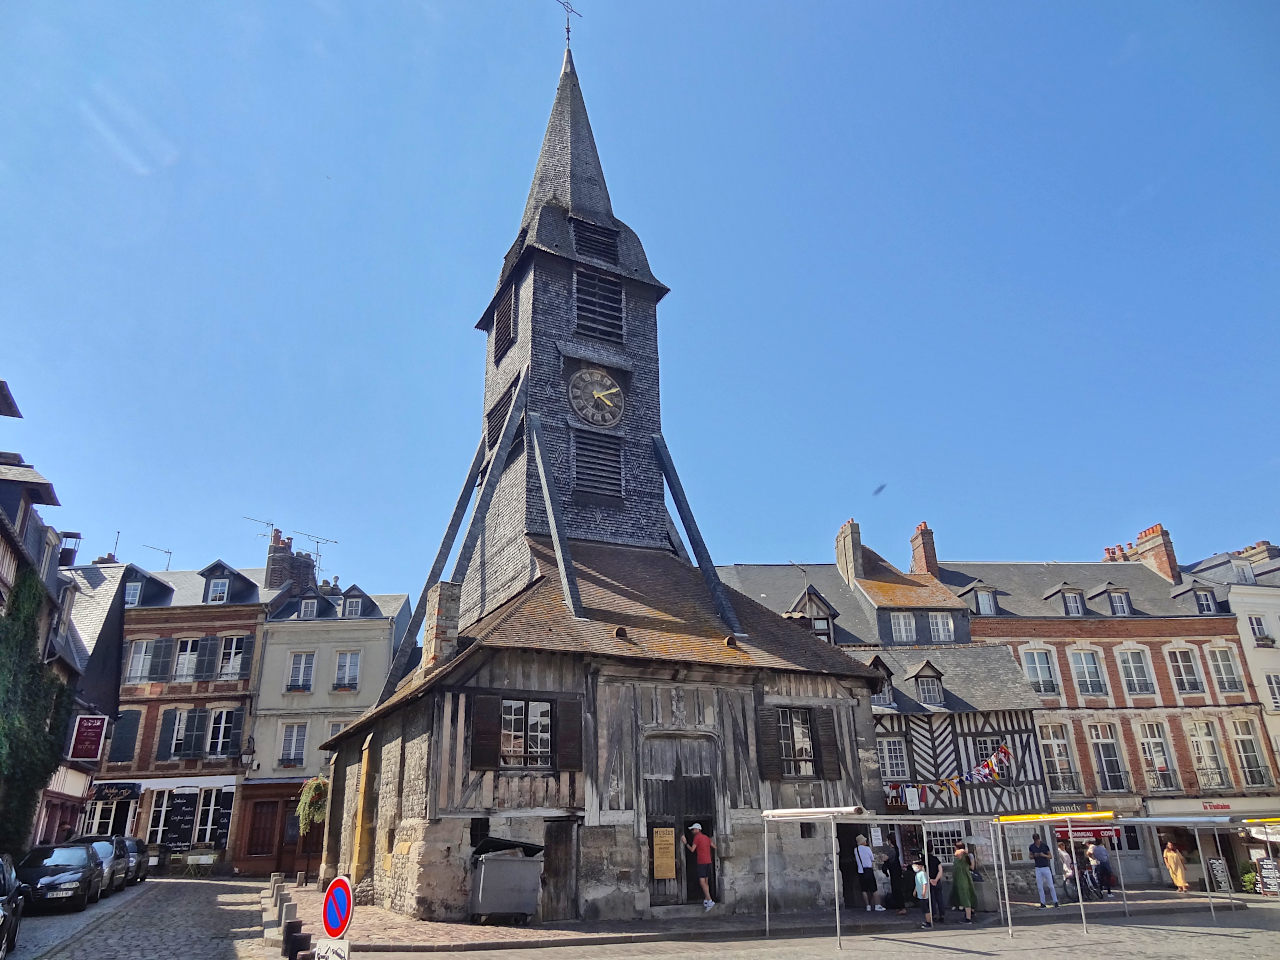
[
  {"xmin": 120, "ymin": 837, "xmax": 149, "ymax": 884},
  {"xmin": 15, "ymin": 844, "xmax": 103, "ymax": 912},
  {"xmin": 0, "ymin": 853, "xmax": 26, "ymax": 957},
  {"xmin": 71, "ymin": 837, "xmax": 128, "ymax": 894}
]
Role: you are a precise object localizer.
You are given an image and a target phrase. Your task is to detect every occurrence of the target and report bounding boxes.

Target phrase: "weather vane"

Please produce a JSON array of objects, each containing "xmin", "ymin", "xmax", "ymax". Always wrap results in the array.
[{"xmin": 555, "ymin": 1, "xmax": 582, "ymax": 47}]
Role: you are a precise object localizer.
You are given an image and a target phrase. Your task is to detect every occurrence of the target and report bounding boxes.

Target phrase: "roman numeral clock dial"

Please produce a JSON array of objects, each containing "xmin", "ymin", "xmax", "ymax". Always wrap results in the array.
[{"xmin": 568, "ymin": 367, "xmax": 624, "ymax": 428}]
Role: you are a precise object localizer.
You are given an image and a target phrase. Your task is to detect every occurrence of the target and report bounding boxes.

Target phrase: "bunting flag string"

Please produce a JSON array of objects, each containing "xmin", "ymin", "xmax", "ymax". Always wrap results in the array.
[{"xmin": 884, "ymin": 741, "xmax": 1017, "ymax": 802}]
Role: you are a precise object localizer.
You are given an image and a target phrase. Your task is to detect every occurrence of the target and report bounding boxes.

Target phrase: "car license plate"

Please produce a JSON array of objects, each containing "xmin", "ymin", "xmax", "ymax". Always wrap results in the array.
[{"xmin": 46, "ymin": 891, "xmax": 74, "ymax": 898}]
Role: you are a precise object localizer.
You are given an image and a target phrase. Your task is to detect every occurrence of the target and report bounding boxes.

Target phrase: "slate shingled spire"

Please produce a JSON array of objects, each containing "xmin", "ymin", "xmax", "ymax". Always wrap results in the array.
[{"xmin": 521, "ymin": 49, "xmax": 613, "ymax": 228}]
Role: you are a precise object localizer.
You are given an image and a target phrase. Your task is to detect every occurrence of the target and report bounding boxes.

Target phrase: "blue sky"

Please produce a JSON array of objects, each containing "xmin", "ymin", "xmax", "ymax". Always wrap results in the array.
[{"xmin": 2, "ymin": 1, "xmax": 1277, "ymax": 593}]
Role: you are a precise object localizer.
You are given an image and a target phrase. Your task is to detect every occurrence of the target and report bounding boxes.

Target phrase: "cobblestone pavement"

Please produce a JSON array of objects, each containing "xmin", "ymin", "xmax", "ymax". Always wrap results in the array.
[
  {"xmin": 20, "ymin": 878, "xmax": 271, "ymax": 960},
  {"xmin": 367, "ymin": 900, "xmax": 1280, "ymax": 959},
  {"xmin": 12, "ymin": 878, "xmax": 152, "ymax": 960}
]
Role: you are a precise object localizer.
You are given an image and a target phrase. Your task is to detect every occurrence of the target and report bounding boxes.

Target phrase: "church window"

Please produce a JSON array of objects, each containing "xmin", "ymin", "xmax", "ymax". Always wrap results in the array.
[
  {"xmin": 571, "ymin": 218, "xmax": 619, "ymax": 264},
  {"xmin": 573, "ymin": 431, "xmax": 623, "ymax": 499},
  {"xmin": 492, "ymin": 286, "xmax": 516, "ymax": 363},
  {"xmin": 574, "ymin": 269, "xmax": 624, "ymax": 343},
  {"xmin": 486, "ymin": 381, "xmax": 517, "ymax": 448}
]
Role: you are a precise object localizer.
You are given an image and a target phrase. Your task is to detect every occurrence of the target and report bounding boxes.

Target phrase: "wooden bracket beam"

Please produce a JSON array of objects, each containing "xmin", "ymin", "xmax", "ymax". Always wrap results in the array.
[
  {"xmin": 528, "ymin": 412, "xmax": 584, "ymax": 618},
  {"xmin": 652, "ymin": 434, "xmax": 745, "ymax": 636}
]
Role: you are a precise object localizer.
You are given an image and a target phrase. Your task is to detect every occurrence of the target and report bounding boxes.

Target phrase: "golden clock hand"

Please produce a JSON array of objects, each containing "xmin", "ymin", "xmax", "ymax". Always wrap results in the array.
[
  {"xmin": 597, "ymin": 387, "xmax": 621, "ymax": 397},
  {"xmin": 592, "ymin": 391, "xmax": 615, "ymax": 408}
]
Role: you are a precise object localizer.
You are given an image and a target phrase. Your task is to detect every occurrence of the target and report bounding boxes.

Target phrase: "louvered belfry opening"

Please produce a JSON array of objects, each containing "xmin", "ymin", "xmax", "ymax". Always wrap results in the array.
[
  {"xmin": 573, "ymin": 430, "xmax": 623, "ymax": 498},
  {"xmin": 486, "ymin": 380, "xmax": 517, "ymax": 448},
  {"xmin": 570, "ymin": 218, "xmax": 619, "ymax": 264},
  {"xmin": 492, "ymin": 285, "xmax": 515, "ymax": 362},
  {"xmin": 574, "ymin": 268, "xmax": 624, "ymax": 344}
]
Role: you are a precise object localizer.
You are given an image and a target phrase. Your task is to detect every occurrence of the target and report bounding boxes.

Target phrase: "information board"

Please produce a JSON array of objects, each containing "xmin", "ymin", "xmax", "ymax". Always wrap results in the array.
[
  {"xmin": 1255, "ymin": 858, "xmax": 1279, "ymax": 896},
  {"xmin": 652, "ymin": 828, "xmax": 677, "ymax": 880},
  {"xmin": 1206, "ymin": 857, "xmax": 1232, "ymax": 894},
  {"xmin": 313, "ymin": 940, "xmax": 349, "ymax": 960},
  {"xmin": 68, "ymin": 715, "xmax": 107, "ymax": 761},
  {"xmin": 164, "ymin": 792, "xmax": 198, "ymax": 851}
]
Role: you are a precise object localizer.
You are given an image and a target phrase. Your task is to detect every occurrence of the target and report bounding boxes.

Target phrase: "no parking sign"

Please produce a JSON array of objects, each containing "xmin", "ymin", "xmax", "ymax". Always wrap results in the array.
[{"xmin": 322, "ymin": 875, "xmax": 354, "ymax": 942}]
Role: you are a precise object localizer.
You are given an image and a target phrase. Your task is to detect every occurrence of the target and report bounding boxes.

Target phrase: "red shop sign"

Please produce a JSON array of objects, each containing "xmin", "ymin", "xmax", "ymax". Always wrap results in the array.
[{"xmin": 68, "ymin": 715, "xmax": 108, "ymax": 762}]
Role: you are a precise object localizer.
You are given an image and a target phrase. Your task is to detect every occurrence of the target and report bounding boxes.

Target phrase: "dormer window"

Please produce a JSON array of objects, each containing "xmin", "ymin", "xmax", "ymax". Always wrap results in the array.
[
  {"xmin": 890, "ymin": 612, "xmax": 916, "ymax": 644},
  {"xmin": 976, "ymin": 591, "xmax": 997, "ymax": 616},
  {"xmin": 124, "ymin": 582, "xmax": 141, "ymax": 607},
  {"xmin": 1064, "ymin": 592, "xmax": 1084, "ymax": 617},
  {"xmin": 871, "ymin": 682, "xmax": 894, "ymax": 706},
  {"xmin": 208, "ymin": 578, "xmax": 229, "ymax": 604},
  {"xmin": 344, "ymin": 598, "xmax": 362, "ymax": 618},
  {"xmin": 1195, "ymin": 590, "xmax": 1216, "ymax": 614},
  {"xmin": 300, "ymin": 599, "xmax": 318, "ymax": 620},
  {"xmin": 1108, "ymin": 591, "xmax": 1131, "ymax": 616},
  {"xmin": 1232, "ymin": 560, "xmax": 1255, "ymax": 584},
  {"xmin": 928, "ymin": 612, "xmax": 955, "ymax": 642},
  {"xmin": 916, "ymin": 677, "xmax": 944, "ymax": 705},
  {"xmin": 811, "ymin": 617, "xmax": 831, "ymax": 643}
]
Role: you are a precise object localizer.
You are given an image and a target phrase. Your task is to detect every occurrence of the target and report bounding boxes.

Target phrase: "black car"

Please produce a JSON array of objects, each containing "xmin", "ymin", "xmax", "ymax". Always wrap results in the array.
[
  {"xmin": 120, "ymin": 837, "xmax": 149, "ymax": 884},
  {"xmin": 15, "ymin": 844, "xmax": 103, "ymax": 912},
  {"xmin": 71, "ymin": 836, "xmax": 128, "ymax": 894},
  {"xmin": 0, "ymin": 853, "xmax": 25, "ymax": 958}
]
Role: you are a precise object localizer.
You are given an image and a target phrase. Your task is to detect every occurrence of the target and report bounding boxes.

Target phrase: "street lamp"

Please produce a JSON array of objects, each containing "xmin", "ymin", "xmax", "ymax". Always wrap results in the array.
[{"xmin": 240, "ymin": 736, "xmax": 256, "ymax": 769}]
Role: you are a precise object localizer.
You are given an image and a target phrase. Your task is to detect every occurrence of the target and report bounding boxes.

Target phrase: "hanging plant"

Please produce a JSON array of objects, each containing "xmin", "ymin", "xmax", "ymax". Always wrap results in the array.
[{"xmin": 296, "ymin": 776, "xmax": 329, "ymax": 837}]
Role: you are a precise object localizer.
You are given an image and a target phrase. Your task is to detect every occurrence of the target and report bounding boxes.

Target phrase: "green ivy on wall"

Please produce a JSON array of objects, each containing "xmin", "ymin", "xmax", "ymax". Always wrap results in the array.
[{"xmin": 0, "ymin": 566, "xmax": 74, "ymax": 856}]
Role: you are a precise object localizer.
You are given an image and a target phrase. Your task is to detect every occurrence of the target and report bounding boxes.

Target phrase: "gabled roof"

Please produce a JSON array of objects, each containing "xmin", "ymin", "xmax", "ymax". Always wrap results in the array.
[
  {"xmin": 0, "ymin": 382, "xmax": 19, "ymax": 418},
  {"xmin": 717, "ymin": 562, "xmax": 876, "ymax": 644},
  {"xmin": 461, "ymin": 538, "xmax": 879, "ymax": 680},
  {"xmin": 847, "ymin": 645, "xmax": 1041, "ymax": 715},
  {"xmin": 936, "ymin": 561, "xmax": 1199, "ymax": 618},
  {"xmin": 129, "ymin": 566, "xmax": 282, "ymax": 608},
  {"xmin": 0, "ymin": 455, "xmax": 59, "ymax": 505},
  {"xmin": 901, "ymin": 659, "xmax": 941, "ymax": 680},
  {"xmin": 787, "ymin": 583, "xmax": 837, "ymax": 615},
  {"xmin": 853, "ymin": 548, "xmax": 969, "ymax": 610}
]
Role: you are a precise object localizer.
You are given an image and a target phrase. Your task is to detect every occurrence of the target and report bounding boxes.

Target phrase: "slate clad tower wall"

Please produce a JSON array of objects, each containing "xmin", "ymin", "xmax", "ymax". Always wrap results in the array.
[{"xmin": 458, "ymin": 50, "xmax": 671, "ymax": 626}]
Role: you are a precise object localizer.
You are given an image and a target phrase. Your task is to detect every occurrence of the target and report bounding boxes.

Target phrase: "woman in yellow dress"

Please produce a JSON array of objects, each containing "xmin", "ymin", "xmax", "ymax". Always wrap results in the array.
[{"xmin": 1162, "ymin": 841, "xmax": 1189, "ymax": 892}]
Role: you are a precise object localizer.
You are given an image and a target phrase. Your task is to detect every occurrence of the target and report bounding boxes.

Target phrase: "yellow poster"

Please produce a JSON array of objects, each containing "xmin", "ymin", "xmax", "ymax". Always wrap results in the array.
[{"xmin": 653, "ymin": 828, "xmax": 677, "ymax": 880}]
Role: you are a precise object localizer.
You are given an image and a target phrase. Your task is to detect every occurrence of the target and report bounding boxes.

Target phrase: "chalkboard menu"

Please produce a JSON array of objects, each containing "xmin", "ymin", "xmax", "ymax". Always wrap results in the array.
[
  {"xmin": 164, "ymin": 793, "xmax": 198, "ymax": 851},
  {"xmin": 1206, "ymin": 857, "xmax": 1232, "ymax": 894},
  {"xmin": 214, "ymin": 791, "xmax": 234, "ymax": 850},
  {"xmin": 1256, "ymin": 858, "xmax": 1280, "ymax": 897}
]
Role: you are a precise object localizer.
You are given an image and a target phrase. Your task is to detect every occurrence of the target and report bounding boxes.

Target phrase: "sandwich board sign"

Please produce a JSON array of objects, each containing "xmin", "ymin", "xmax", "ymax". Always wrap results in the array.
[{"xmin": 319, "ymin": 874, "xmax": 354, "ymax": 958}]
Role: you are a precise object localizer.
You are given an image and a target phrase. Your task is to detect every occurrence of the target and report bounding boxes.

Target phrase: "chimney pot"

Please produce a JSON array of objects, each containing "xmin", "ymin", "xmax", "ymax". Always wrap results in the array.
[{"xmin": 910, "ymin": 521, "xmax": 940, "ymax": 578}]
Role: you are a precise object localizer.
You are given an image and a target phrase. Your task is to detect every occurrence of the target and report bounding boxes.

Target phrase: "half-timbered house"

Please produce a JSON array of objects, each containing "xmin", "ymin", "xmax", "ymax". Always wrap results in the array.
[{"xmin": 318, "ymin": 50, "xmax": 883, "ymax": 921}]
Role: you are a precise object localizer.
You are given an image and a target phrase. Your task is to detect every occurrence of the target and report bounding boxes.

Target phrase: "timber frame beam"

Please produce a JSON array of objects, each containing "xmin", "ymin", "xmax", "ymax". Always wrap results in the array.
[{"xmin": 528, "ymin": 412, "xmax": 584, "ymax": 618}]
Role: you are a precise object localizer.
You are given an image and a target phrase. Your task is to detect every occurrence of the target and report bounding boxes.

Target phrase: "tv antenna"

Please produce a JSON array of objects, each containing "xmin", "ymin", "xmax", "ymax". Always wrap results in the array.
[
  {"xmin": 293, "ymin": 529, "xmax": 339, "ymax": 576},
  {"xmin": 142, "ymin": 544, "xmax": 173, "ymax": 570},
  {"xmin": 244, "ymin": 516, "xmax": 276, "ymax": 539},
  {"xmin": 555, "ymin": 0, "xmax": 581, "ymax": 46}
]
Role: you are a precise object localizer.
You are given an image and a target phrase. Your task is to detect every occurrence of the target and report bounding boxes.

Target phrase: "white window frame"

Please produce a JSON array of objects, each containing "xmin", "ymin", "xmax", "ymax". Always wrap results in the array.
[
  {"xmin": 811, "ymin": 617, "xmax": 831, "ymax": 643},
  {"xmin": 124, "ymin": 582, "xmax": 141, "ymax": 607},
  {"xmin": 171, "ymin": 710, "xmax": 189, "ymax": 756},
  {"xmin": 281, "ymin": 723, "xmax": 307, "ymax": 764},
  {"xmin": 1189, "ymin": 720, "xmax": 1229, "ymax": 789},
  {"xmin": 1108, "ymin": 592, "xmax": 1131, "ymax": 616},
  {"xmin": 871, "ymin": 682, "xmax": 894, "ymax": 706},
  {"xmin": 1117, "ymin": 649, "xmax": 1155, "ymax": 695},
  {"xmin": 287, "ymin": 652, "xmax": 316, "ymax": 693},
  {"xmin": 126, "ymin": 639, "xmax": 155, "ymax": 683},
  {"xmin": 1070, "ymin": 650, "xmax": 1107, "ymax": 696},
  {"xmin": 329, "ymin": 721, "xmax": 347, "ymax": 739},
  {"xmin": 976, "ymin": 591, "xmax": 996, "ymax": 616},
  {"xmin": 1207, "ymin": 648, "xmax": 1244, "ymax": 693},
  {"xmin": 334, "ymin": 651, "xmax": 360, "ymax": 689},
  {"xmin": 217, "ymin": 636, "xmax": 246, "ymax": 679},
  {"xmin": 1022, "ymin": 649, "xmax": 1057, "ymax": 694},
  {"xmin": 916, "ymin": 676, "xmax": 944, "ymax": 705},
  {"xmin": 1168, "ymin": 648, "xmax": 1204, "ymax": 694},
  {"xmin": 1063, "ymin": 592, "xmax": 1084, "ymax": 617},
  {"xmin": 1232, "ymin": 720, "xmax": 1269, "ymax": 786},
  {"xmin": 1195, "ymin": 590, "xmax": 1216, "ymax": 614},
  {"xmin": 1248, "ymin": 615, "xmax": 1269, "ymax": 639},
  {"xmin": 1139, "ymin": 721, "xmax": 1177, "ymax": 791},
  {"xmin": 928, "ymin": 612, "xmax": 955, "ymax": 642},
  {"xmin": 500, "ymin": 699, "xmax": 553, "ymax": 769},
  {"xmin": 194, "ymin": 788, "xmax": 222, "ymax": 844},
  {"xmin": 208, "ymin": 578, "xmax": 229, "ymax": 604},
  {"xmin": 1088, "ymin": 722, "xmax": 1127, "ymax": 792},
  {"xmin": 207, "ymin": 708, "xmax": 235, "ymax": 756},
  {"xmin": 890, "ymin": 612, "xmax": 916, "ymax": 644},
  {"xmin": 147, "ymin": 790, "xmax": 171, "ymax": 845},
  {"xmin": 1039, "ymin": 723, "xmax": 1078, "ymax": 794},
  {"xmin": 878, "ymin": 737, "xmax": 908, "ymax": 780},
  {"xmin": 173, "ymin": 637, "xmax": 199, "ymax": 682},
  {"xmin": 300, "ymin": 599, "xmax": 318, "ymax": 620},
  {"xmin": 344, "ymin": 597, "xmax": 362, "ymax": 617},
  {"xmin": 1266, "ymin": 674, "xmax": 1280, "ymax": 710},
  {"xmin": 1232, "ymin": 561, "xmax": 1256, "ymax": 584}
]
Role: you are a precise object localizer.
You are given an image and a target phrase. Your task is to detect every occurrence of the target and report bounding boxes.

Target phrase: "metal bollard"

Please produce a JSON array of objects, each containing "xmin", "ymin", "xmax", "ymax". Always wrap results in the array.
[
  {"xmin": 280, "ymin": 919, "xmax": 302, "ymax": 958},
  {"xmin": 287, "ymin": 932, "xmax": 312, "ymax": 960}
]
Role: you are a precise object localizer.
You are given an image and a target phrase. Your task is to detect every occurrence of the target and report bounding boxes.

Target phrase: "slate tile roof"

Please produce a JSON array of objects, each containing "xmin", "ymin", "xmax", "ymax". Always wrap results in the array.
[
  {"xmin": 63, "ymin": 563, "xmax": 129, "ymax": 661},
  {"xmin": 854, "ymin": 549, "xmax": 968, "ymax": 609},
  {"xmin": 717, "ymin": 561, "xmax": 876, "ymax": 644},
  {"xmin": 934, "ymin": 561, "xmax": 1197, "ymax": 617},
  {"xmin": 133, "ymin": 566, "xmax": 283, "ymax": 608},
  {"xmin": 850, "ymin": 645, "xmax": 1041, "ymax": 715},
  {"xmin": 465, "ymin": 538, "xmax": 879, "ymax": 680}
]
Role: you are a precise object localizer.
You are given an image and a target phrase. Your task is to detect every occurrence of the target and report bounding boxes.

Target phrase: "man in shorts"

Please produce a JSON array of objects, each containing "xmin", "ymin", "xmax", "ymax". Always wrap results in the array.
[
  {"xmin": 854, "ymin": 834, "xmax": 886, "ymax": 911},
  {"xmin": 684, "ymin": 823, "xmax": 717, "ymax": 911}
]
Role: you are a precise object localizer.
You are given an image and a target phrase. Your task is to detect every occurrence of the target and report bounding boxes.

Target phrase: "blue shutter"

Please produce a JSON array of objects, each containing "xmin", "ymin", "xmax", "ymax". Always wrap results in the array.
[
  {"xmin": 107, "ymin": 710, "xmax": 141, "ymax": 763},
  {"xmin": 228, "ymin": 707, "xmax": 245, "ymax": 756},
  {"xmin": 194, "ymin": 637, "xmax": 218, "ymax": 680},
  {"xmin": 238, "ymin": 636, "xmax": 255, "ymax": 680},
  {"xmin": 184, "ymin": 709, "xmax": 209, "ymax": 758},
  {"xmin": 149, "ymin": 638, "xmax": 175, "ymax": 681},
  {"xmin": 156, "ymin": 709, "xmax": 177, "ymax": 761}
]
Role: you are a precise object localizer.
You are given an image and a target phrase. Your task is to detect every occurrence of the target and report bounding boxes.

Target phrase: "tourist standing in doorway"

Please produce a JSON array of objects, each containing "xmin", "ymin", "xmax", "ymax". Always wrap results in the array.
[
  {"xmin": 1029, "ymin": 833, "xmax": 1060, "ymax": 908},
  {"xmin": 854, "ymin": 834, "xmax": 885, "ymax": 911},
  {"xmin": 1162, "ymin": 841, "xmax": 1189, "ymax": 892},
  {"xmin": 951, "ymin": 842, "xmax": 976, "ymax": 923},
  {"xmin": 684, "ymin": 823, "xmax": 716, "ymax": 911}
]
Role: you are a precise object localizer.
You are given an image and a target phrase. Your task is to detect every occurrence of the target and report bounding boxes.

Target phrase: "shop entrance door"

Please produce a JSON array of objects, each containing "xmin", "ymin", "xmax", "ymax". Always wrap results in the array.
[{"xmin": 643, "ymin": 737, "xmax": 717, "ymax": 906}]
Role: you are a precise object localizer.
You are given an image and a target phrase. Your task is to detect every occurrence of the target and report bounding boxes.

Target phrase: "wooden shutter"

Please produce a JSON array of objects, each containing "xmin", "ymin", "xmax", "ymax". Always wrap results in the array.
[
  {"xmin": 574, "ymin": 432, "xmax": 623, "ymax": 498},
  {"xmin": 574, "ymin": 268, "xmax": 624, "ymax": 343},
  {"xmin": 556, "ymin": 699, "xmax": 583, "ymax": 772},
  {"xmin": 108, "ymin": 710, "xmax": 141, "ymax": 763},
  {"xmin": 215, "ymin": 789, "xmax": 235, "ymax": 849},
  {"xmin": 814, "ymin": 707, "xmax": 841, "ymax": 781},
  {"xmin": 756, "ymin": 705, "xmax": 783, "ymax": 781},
  {"xmin": 155, "ymin": 709, "xmax": 177, "ymax": 761},
  {"xmin": 238, "ymin": 637, "xmax": 255, "ymax": 680},
  {"xmin": 194, "ymin": 636, "xmax": 218, "ymax": 680},
  {"xmin": 228, "ymin": 707, "xmax": 245, "ymax": 756},
  {"xmin": 149, "ymin": 638, "xmax": 175, "ymax": 681},
  {"xmin": 184, "ymin": 708, "xmax": 209, "ymax": 758},
  {"xmin": 470, "ymin": 695, "xmax": 502, "ymax": 770},
  {"xmin": 492, "ymin": 286, "xmax": 515, "ymax": 362}
]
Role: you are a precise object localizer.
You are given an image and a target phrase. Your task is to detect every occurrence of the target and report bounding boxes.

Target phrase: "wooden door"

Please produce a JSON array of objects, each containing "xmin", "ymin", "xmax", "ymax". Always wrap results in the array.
[
  {"xmin": 541, "ymin": 819, "xmax": 578, "ymax": 920},
  {"xmin": 643, "ymin": 737, "xmax": 717, "ymax": 905},
  {"xmin": 247, "ymin": 801, "xmax": 278, "ymax": 857}
]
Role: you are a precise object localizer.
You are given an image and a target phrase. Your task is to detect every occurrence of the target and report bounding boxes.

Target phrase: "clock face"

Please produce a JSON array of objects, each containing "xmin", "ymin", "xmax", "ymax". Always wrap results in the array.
[{"xmin": 568, "ymin": 367, "xmax": 625, "ymax": 427}]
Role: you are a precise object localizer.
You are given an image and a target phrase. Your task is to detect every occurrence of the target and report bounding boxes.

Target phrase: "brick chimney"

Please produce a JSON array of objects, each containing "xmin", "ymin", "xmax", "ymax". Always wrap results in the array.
[
  {"xmin": 1135, "ymin": 524, "xmax": 1180, "ymax": 584},
  {"xmin": 910, "ymin": 522, "xmax": 940, "ymax": 577},
  {"xmin": 1238, "ymin": 541, "xmax": 1280, "ymax": 563},
  {"xmin": 835, "ymin": 519, "xmax": 865, "ymax": 584},
  {"xmin": 421, "ymin": 581, "xmax": 462, "ymax": 672},
  {"xmin": 292, "ymin": 551, "xmax": 317, "ymax": 592},
  {"xmin": 265, "ymin": 529, "xmax": 295, "ymax": 589}
]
